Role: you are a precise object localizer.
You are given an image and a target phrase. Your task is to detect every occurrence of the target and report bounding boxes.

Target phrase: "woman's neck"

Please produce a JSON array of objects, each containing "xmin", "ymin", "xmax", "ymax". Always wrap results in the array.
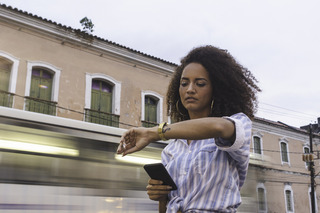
[{"xmin": 188, "ymin": 110, "xmax": 211, "ymax": 120}]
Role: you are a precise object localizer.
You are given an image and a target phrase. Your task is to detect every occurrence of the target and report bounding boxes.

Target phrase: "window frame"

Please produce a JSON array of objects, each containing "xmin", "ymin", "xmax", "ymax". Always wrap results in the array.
[
  {"xmin": 303, "ymin": 145, "xmax": 311, "ymax": 169},
  {"xmin": 85, "ymin": 73, "xmax": 121, "ymax": 115},
  {"xmin": 29, "ymin": 68, "xmax": 54, "ymax": 101},
  {"xmin": 284, "ymin": 184, "xmax": 294, "ymax": 213},
  {"xmin": 0, "ymin": 51, "xmax": 19, "ymax": 94},
  {"xmin": 252, "ymin": 132, "xmax": 263, "ymax": 155},
  {"xmin": 25, "ymin": 61, "xmax": 61, "ymax": 103},
  {"xmin": 279, "ymin": 138, "xmax": 290, "ymax": 165},
  {"xmin": 141, "ymin": 91, "xmax": 163, "ymax": 124}
]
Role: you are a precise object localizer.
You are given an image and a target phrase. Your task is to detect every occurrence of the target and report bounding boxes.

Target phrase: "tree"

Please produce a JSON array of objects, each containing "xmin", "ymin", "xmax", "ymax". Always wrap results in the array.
[{"xmin": 80, "ymin": 17, "xmax": 94, "ymax": 33}]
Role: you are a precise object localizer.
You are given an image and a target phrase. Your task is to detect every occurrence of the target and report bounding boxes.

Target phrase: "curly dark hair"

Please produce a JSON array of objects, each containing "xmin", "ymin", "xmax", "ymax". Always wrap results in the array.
[{"xmin": 166, "ymin": 45, "xmax": 261, "ymax": 121}]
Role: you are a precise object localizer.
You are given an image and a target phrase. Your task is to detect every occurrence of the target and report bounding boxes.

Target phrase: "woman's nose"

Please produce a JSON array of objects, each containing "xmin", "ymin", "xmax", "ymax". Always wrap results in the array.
[{"xmin": 187, "ymin": 83, "xmax": 195, "ymax": 93}]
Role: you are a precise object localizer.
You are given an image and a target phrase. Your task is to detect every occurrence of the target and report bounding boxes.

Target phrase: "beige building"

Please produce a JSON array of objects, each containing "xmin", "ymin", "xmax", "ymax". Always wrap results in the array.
[
  {"xmin": 1, "ymin": 3, "xmax": 320, "ymax": 212},
  {"xmin": 0, "ymin": 4, "xmax": 175, "ymax": 129},
  {"xmin": 248, "ymin": 118, "xmax": 320, "ymax": 213}
]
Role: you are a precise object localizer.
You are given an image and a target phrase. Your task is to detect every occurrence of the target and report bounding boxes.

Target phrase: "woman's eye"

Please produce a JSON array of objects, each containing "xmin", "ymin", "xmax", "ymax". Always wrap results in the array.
[
  {"xmin": 180, "ymin": 82, "xmax": 188, "ymax": 87},
  {"xmin": 197, "ymin": 82, "xmax": 206, "ymax": 87}
]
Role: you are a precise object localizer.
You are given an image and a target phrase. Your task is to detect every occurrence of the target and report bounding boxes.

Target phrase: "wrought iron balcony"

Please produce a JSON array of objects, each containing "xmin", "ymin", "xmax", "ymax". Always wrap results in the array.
[
  {"xmin": 85, "ymin": 108, "xmax": 119, "ymax": 127},
  {"xmin": 141, "ymin": 120, "xmax": 158, "ymax": 128},
  {"xmin": 25, "ymin": 97, "xmax": 57, "ymax": 115},
  {"xmin": 0, "ymin": 90, "xmax": 14, "ymax": 108}
]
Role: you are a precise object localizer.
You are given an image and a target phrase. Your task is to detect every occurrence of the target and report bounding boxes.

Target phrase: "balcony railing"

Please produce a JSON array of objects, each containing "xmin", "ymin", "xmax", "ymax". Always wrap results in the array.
[
  {"xmin": 85, "ymin": 108, "xmax": 119, "ymax": 128},
  {"xmin": 141, "ymin": 120, "xmax": 158, "ymax": 128},
  {"xmin": 25, "ymin": 97, "xmax": 57, "ymax": 116},
  {"xmin": 0, "ymin": 90, "xmax": 14, "ymax": 108}
]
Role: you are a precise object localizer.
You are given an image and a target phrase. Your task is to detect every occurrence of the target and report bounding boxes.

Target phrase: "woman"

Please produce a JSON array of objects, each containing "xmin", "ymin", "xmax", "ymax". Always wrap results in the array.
[{"xmin": 117, "ymin": 45, "xmax": 260, "ymax": 212}]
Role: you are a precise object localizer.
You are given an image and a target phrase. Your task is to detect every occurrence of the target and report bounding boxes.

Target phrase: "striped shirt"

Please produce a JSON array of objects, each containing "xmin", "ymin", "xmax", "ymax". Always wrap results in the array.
[{"xmin": 161, "ymin": 113, "xmax": 252, "ymax": 213}]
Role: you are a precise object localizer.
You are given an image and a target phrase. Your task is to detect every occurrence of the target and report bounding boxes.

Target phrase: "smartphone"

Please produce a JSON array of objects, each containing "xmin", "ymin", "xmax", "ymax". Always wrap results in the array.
[{"xmin": 143, "ymin": 163, "xmax": 177, "ymax": 190}]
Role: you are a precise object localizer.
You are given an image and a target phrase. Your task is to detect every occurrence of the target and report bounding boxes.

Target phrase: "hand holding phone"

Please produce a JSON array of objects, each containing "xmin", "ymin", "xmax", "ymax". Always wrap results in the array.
[{"xmin": 143, "ymin": 163, "xmax": 177, "ymax": 190}]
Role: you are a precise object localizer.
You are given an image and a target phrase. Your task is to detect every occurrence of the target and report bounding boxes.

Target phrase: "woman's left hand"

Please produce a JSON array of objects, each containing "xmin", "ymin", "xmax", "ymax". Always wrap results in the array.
[
  {"xmin": 146, "ymin": 179, "xmax": 171, "ymax": 201},
  {"xmin": 116, "ymin": 127, "xmax": 159, "ymax": 156}
]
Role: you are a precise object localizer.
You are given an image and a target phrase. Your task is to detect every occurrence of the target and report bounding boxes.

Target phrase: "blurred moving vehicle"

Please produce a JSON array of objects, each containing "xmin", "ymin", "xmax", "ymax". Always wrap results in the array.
[{"xmin": 0, "ymin": 107, "xmax": 165, "ymax": 213}]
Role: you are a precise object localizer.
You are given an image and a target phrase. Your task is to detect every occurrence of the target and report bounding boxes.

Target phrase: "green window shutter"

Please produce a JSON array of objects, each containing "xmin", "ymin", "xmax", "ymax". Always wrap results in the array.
[
  {"xmin": 91, "ymin": 80, "xmax": 112, "ymax": 113},
  {"xmin": 100, "ymin": 92, "xmax": 112, "ymax": 113},
  {"xmin": 149, "ymin": 104, "xmax": 157, "ymax": 123},
  {"xmin": 28, "ymin": 68, "xmax": 54, "ymax": 115},
  {"xmin": 30, "ymin": 69, "xmax": 53, "ymax": 100},
  {"xmin": 90, "ymin": 80, "xmax": 113, "ymax": 126},
  {"xmin": 30, "ymin": 76, "xmax": 41, "ymax": 98},
  {"xmin": 91, "ymin": 89, "xmax": 100, "ymax": 111},
  {"xmin": 39, "ymin": 77, "xmax": 52, "ymax": 101},
  {"xmin": 0, "ymin": 58, "xmax": 12, "ymax": 91},
  {"xmin": 0, "ymin": 67, "xmax": 11, "ymax": 107},
  {"xmin": 145, "ymin": 96, "xmax": 157, "ymax": 123},
  {"xmin": 0, "ymin": 68, "xmax": 10, "ymax": 91}
]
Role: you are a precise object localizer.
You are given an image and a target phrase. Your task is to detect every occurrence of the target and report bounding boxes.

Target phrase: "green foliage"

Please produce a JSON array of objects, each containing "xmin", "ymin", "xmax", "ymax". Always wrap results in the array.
[{"xmin": 80, "ymin": 17, "xmax": 94, "ymax": 33}]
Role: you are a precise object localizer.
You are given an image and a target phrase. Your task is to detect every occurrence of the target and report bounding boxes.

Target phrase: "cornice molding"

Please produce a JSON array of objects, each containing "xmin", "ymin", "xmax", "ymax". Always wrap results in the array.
[{"xmin": 0, "ymin": 5, "xmax": 176, "ymax": 75}]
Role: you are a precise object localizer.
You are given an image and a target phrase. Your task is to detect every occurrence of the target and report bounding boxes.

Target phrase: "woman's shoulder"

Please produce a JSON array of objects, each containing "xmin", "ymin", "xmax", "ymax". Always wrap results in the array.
[
  {"xmin": 228, "ymin": 112, "xmax": 251, "ymax": 123},
  {"xmin": 225, "ymin": 113, "xmax": 252, "ymax": 130}
]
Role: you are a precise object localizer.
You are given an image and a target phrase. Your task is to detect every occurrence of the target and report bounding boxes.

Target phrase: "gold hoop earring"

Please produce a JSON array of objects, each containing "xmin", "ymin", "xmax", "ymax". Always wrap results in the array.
[
  {"xmin": 211, "ymin": 100, "xmax": 214, "ymax": 112},
  {"xmin": 176, "ymin": 100, "xmax": 185, "ymax": 116}
]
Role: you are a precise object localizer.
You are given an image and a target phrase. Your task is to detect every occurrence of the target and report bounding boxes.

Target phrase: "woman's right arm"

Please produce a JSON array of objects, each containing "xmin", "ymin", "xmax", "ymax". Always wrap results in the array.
[{"xmin": 116, "ymin": 117, "xmax": 235, "ymax": 156}]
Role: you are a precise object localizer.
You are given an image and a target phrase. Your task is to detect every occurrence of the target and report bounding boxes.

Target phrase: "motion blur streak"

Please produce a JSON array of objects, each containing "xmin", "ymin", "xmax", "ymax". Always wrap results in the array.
[
  {"xmin": 0, "ymin": 107, "xmax": 256, "ymax": 212},
  {"xmin": 0, "ymin": 107, "xmax": 165, "ymax": 212}
]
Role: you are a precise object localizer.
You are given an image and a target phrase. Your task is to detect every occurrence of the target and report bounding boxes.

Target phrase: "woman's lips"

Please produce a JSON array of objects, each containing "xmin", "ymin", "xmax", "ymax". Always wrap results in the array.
[{"xmin": 185, "ymin": 97, "xmax": 197, "ymax": 102}]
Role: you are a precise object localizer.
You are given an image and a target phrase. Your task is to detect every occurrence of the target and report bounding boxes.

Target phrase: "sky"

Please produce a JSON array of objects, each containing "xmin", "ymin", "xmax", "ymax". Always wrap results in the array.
[{"xmin": 1, "ymin": 0, "xmax": 319, "ymax": 128}]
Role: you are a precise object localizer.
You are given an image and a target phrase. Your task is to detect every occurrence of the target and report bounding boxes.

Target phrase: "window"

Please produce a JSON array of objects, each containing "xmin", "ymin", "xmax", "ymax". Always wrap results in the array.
[
  {"xmin": 281, "ymin": 142, "xmax": 288, "ymax": 162},
  {"xmin": 85, "ymin": 74, "xmax": 121, "ymax": 127},
  {"xmin": 309, "ymin": 187, "xmax": 318, "ymax": 213},
  {"xmin": 280, "ymin": 138, "xmax": 290, "ymax": 164},
  {"xmin": 0, "ymin": 57, "xmax": 12, "ymax": 107},
  {"xmin": 252, "ymin": 132, "xmax": 263, "ymax": 156},
  {"xmin": 285, "ymin": 190, "xmax": 293, "ymax": 211},
  {"xmin": 284, "ymin": 185, "xmax": 294, "ymax": 212},
  {"xmin": 87, "ymin": 79, "xmax": 118, "ymax": 126},
  {"xmin": 91, "ymin": 80, "xmax": 112, "ymax": 113},
  {"xmin": 27, "ymin": 68, "xmax": 55, "ymax": 115},
  {"xmin": 0, "ymin": 51, "xmax": 19, "ymax": 107},
  {"xmin": 144, "ymin": 96, "xmax": 158, "ymax": 126},
  {"xmin": 253, "ymin": 136, "xmax": 262, "ymax": 154},
  {"xmin": 141, "ymin": 91, "xmax": 163, "ymax": 127},
  {"xmin": 257, "ymin": 183, "xmax": 267, "ymax": 212},
  {"xmin": 25, "ymin": 62, "xmax": 61, "ymax": 115},
  {"xmin": 304, "ymin": 146, "xmax": 310, "ymax": 168}
]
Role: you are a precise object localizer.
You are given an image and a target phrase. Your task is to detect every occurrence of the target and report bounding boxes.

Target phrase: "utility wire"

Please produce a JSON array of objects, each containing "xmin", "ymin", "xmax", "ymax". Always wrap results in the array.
[
  {"xmin": 2, "ymin": 91, "xmax": 138, "ymax": 128},
  {"xmin": 2, "ymin": 91, "xmax": 318, "ymax": 131},
  {"xmin": 257, "ymin": 102, "xmax": 318, "ymax": 125},
  {"xmin": 260, "ymin": 102, "xmax": 316, "ymax": 118}
]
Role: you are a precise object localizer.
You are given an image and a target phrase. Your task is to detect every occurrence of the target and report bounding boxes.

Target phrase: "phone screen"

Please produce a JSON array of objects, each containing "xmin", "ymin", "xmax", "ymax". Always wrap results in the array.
[{"xmin": 143, "ymin": 163, "xmax": 177, "ymax": 190}]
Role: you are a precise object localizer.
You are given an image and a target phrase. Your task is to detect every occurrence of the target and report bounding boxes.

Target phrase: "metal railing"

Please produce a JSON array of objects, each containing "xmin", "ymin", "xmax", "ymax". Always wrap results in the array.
[
  {"xmin": 0, "ymin": 90, "xmax": 14, "ymax": 108},
  {"xmin": 25, "ymin": 97, "xmax": 57, "ymax": 115},
  {"xmin": 85, "ymin": 108, "xmax": 119, "ymax": 127},
  {"xmin": 141, "ymin": 120, "xmax": 158, "ymax": 128}
]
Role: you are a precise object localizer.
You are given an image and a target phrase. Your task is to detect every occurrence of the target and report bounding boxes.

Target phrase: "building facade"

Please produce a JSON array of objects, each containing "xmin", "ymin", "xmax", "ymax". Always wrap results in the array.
[
  {"xmin": 0, "ymin": 4, "xmax": 175, "ymax": 129},
  {"xmin": 1, "ymin": 4, "xmax": 320, "ymax": 212},
  {"xmin": 249, "ymin": 118, "xmax": 320, "ymax": 213}
]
